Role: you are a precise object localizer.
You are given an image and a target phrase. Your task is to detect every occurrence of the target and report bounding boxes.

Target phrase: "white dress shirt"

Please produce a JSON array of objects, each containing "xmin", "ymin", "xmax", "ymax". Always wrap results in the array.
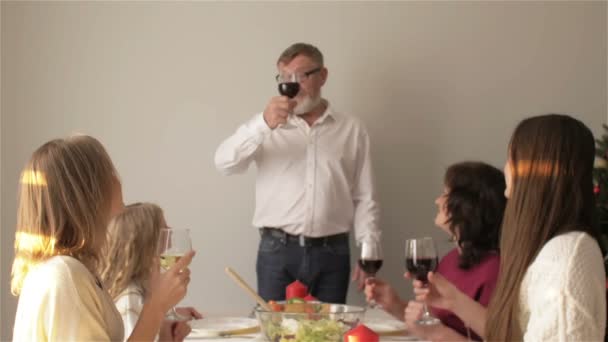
[{"xmin": 215, "ymin": 102, "xmax": 381, "ymax": 248}]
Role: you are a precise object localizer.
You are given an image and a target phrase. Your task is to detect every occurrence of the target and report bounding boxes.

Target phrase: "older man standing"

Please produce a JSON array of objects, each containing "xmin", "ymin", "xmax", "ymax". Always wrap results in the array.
[{"xmin": 215, "ymin": 42, "xmax": 381, "ymax": 303}]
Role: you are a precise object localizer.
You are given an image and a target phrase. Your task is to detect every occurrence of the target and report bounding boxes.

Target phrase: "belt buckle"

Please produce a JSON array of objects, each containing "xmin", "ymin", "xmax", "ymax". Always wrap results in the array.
[{"xmin": 299, "ymin": 235, "xmax": 305, "ymax": 247}]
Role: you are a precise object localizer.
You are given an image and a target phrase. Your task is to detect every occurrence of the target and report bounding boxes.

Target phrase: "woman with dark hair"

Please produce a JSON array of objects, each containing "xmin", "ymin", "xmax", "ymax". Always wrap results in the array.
[
  {"xmin": 413, "ymin": 114, "xmax": 606, "ymax": 341},
  {"xmin": 366, "ymin": 161, "xmax": 506, "ymax": 341}
]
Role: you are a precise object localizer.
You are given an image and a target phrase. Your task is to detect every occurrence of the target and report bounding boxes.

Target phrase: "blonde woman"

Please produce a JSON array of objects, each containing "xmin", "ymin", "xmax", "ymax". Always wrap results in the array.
[
  {"xmin": 101, "ymin": 202, "xmax": 202, "ymax": 340},
  {"xmin": 11, "ymin": 135, "xmax": 195, "ymax": 341}
]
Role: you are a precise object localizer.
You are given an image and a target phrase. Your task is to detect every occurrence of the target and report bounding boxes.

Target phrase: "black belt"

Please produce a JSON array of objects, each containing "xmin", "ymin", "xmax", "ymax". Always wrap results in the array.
[{"xmin": 260, "ymin": 227, "xmax": 348, "ymax": 247}]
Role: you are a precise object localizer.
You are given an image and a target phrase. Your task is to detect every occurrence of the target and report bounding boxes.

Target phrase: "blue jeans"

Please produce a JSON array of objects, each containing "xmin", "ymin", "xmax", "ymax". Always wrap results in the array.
[{"xmin": 255, "ymin": 229, "xmax": 351, "ymax": 304}]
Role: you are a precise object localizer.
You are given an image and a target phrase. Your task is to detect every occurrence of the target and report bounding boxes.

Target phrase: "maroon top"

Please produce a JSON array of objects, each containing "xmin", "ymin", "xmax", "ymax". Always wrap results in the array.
[{"xmin": 431, "ymin": 248, "xmax": 500, "ymax": 341}]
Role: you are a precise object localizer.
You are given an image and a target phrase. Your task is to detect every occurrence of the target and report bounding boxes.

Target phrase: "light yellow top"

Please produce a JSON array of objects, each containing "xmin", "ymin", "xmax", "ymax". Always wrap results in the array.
[{"xmin": 13, "ymin": 255, "xmax": 124, "ymax": 341}]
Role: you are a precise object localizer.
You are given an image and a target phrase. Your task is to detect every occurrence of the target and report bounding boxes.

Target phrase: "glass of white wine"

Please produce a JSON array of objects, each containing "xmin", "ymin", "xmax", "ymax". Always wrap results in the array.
[{"xmin": 158, "ymin": 228, "xmax": 192, "ymax": 321}]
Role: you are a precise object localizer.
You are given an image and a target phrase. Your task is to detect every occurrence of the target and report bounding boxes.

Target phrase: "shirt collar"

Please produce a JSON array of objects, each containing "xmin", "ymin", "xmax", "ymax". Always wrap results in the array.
[{"xmin": 317, "ymin": 100, "xmax": 337, "ymax": 125}]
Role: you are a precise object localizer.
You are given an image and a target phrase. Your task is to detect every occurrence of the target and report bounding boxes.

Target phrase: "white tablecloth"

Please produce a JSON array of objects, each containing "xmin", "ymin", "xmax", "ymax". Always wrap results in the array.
[{"xmin": 186, "ymin": 308, "xmax": 424, "ymax": 341}]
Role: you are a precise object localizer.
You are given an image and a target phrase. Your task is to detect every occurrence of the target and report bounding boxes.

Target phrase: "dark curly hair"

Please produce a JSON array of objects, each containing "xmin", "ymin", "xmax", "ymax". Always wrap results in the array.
[{"xmin": 444, "ymin": 161, "xmax": 506, "ymax": 269}]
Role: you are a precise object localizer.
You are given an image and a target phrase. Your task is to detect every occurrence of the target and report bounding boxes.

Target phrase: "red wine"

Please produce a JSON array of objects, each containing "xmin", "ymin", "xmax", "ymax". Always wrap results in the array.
[
  {"xmin": 278, "ymin": 82, "xmax": 300, "ymax": 98},
  {"xmin": 405, "ymin": 257, "xmax": 438, "ymax": 283},
  {"xmin": 358, "ymin": 259, "xmax": 383, "ymax": 275}
]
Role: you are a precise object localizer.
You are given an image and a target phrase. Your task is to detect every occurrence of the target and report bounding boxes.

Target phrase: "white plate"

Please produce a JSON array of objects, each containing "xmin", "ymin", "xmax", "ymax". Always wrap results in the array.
[
  {"xmin": 363, "ymin": 317, "xmax": 407, "ymax": 334},
  {"xmin": 188, "ymin": 317, "xmax": 258, "ymax": 339}
]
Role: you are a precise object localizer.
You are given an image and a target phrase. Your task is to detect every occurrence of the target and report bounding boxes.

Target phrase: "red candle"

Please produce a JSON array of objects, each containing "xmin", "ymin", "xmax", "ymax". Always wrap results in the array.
[
  {"xmin": 344, "ymin": 324, "xmax": 379, "ymax": 342},
  {"xmin": 304, "ymin": 294, "xmax": 317, "ymax": 302},
  {"xmin": 285, "ymin": 280, "xmax": 308, "ymax": 299}
]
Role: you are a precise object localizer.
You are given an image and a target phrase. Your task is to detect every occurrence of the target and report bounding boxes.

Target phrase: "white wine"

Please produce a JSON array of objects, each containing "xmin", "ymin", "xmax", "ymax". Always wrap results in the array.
[{"xmin": 160, "ymin": 254, "xmax": 183, "ymax": 270}]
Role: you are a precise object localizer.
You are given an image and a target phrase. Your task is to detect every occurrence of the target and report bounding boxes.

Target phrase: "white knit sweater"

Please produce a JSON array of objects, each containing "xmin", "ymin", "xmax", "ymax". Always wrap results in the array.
[{"xmin": 519, "ymin": 231, "xmax": 606, "ymax": 341}]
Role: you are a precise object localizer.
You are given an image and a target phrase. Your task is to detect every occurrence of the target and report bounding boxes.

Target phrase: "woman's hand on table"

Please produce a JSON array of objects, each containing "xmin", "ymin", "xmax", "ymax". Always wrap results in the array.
[
  {"xmin": 404, "ymin": 301, "xmax": 468, "ymax": 342},
  {"xmin": 159, "ymin": 320, "xmax": 191, "ymax": 342},
  {"xmin": 175, "ymin": 307, "xmax": 203, "ymax": 320}
]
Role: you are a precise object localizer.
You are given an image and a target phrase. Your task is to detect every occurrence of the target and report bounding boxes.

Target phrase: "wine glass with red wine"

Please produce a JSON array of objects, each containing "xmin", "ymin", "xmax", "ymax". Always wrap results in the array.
[
  {"xmin": 405, "ymin": 237, "xmax": 440, "ymax": 325},
  {"xmin": 359, "ymin": 241, "xmax": 383, "ymax": 308},
  {"xmin": 277, "ymin": 73, "xmax": 300, "ymax": 99}
]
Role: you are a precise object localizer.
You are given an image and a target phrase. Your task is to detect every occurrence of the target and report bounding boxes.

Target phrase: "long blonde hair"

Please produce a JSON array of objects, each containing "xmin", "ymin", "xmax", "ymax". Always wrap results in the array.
[
  {"xmin": 100, "ymin": 202, "xmax": 165, "ymax": 299},
  {"xmin": 11, "ymin": 135, "xmax": 118, "ymax": 295},
  {"xmin": 485, "ymin": 114, "xmax": 598, "ymax": 341}
]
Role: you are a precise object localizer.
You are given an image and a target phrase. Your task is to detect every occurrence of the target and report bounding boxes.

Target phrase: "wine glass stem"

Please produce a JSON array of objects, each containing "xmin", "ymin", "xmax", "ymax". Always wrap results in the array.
[
  {"xmin": 170, "ymin": 306, "xmax": 186, "ymax": 321},
  {"xmin": 421, "ymin": 282, "xmax": 432, "ymax": 318},
  {"xmin": 366, "ymin": 275, "xmax": 378, "ymax": 309},
  {"xmin": 422, "ymin": 302, "xmax": 431, "ymax": 317}
]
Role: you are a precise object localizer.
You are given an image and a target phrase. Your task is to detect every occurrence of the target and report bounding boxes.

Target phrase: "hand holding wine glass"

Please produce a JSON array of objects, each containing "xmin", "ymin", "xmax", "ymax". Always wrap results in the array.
[
  {"xmin": 365, "ymin": 278, "xmax": 406, "ymax": 319},
  {"xmin": 409, "ymin": 271, "xmax": 459, "ymax": 312},
  {"xmin": 148, "ymin": 250, "xmax": 195, "ymax": 313},
  {"xmin": 404, "ymin": 237, "xmax": 440, "ymax": 325},
  {"xmin": 359, "ymin": 241, "xmax": 383, "ymax": 308},
  {"xmin": 262, "ymin": 97, "xmax": 296, "ymax": 129},
  {"xmin": 261, "ymin": 72, "xmax": 299, "ymax": 130},
  {"xmin": 158, "ymin": 228, "xmax": 193, "ymax": 321}
]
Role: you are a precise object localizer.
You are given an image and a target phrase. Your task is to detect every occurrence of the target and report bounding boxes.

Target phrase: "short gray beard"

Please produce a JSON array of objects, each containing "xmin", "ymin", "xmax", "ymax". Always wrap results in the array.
[{"xmin": 293, "ymin": 94, "xmax": 322, "ymax": 115}]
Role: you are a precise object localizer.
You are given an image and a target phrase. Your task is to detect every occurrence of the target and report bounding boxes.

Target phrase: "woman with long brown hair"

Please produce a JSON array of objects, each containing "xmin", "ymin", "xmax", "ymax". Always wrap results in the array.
[
  {"xmin": 411, "ymin": 114, "xmax": 606, "ymax": 341},
  {"xmin": 11, "ymin": 135, "xmax": 195, "ymax": 341}
]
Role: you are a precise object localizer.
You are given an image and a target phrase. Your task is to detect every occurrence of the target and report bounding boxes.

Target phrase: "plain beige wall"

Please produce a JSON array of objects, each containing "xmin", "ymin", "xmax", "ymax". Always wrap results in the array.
[{"xmin": 1, "ymin": 1, "xmax": 606, "ymax": 339}]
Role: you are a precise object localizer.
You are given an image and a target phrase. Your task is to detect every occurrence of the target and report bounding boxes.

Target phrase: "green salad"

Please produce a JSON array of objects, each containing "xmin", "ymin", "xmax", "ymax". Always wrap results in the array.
[{"xmin": 263, "ymin": 317, "xmax": 349, "ymax": 342}]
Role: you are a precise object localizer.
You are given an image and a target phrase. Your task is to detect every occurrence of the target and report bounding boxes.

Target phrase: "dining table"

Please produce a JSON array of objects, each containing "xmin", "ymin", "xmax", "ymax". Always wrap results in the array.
[{"xmin": 186, "ymin": 307, "xmax": 427, "ymax": 341}]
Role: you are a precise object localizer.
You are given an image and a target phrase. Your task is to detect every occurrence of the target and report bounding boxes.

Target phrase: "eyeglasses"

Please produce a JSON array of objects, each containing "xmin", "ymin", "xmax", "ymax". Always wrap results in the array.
[{"xmin": 275, "ymin": 67, "xmax": 322, "ymax": 83}]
